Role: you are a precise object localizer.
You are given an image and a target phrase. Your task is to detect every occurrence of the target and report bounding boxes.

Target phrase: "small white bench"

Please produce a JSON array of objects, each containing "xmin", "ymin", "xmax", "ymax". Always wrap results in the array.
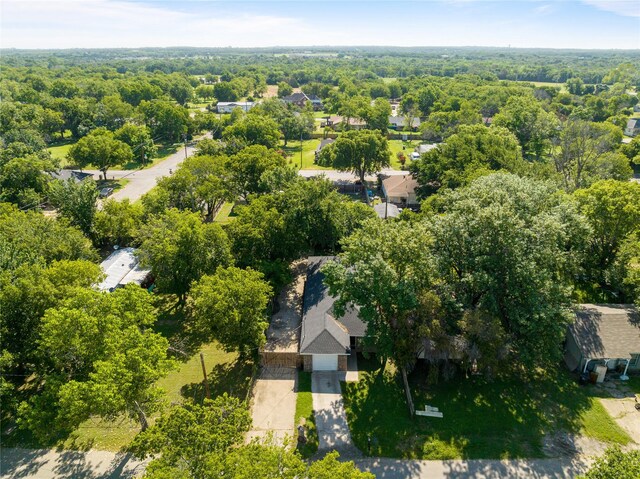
[{"xmin": 415, "ymin": 405, "xmax": 443, "ymax": 418}]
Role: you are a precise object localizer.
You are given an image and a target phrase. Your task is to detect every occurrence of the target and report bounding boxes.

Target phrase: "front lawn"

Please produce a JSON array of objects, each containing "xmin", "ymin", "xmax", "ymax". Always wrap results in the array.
[
  {"xmin": 2, "ymin": 309, "xmax": 254, "ymax": 452},
  {"xmin": 342, "ymin": 360, "xmax": 632, "ymax": 460},
  {"xmin": 295, "ymin": 371, "xmax": 319, "ymax": 458},
  {"xmin": 281, "ymin": 139, "xmax": 329, "ymax": 170},
  {"xmin": 388, "ymin": 139, "xmax": 420, "ymax": 170},
  {"xmin": 213, "ymin": 201, "xmax": 237, "ymax": 224}
]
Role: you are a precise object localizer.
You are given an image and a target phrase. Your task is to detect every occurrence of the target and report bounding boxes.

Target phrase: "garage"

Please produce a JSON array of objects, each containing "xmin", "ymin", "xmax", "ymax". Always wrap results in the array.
[{"xmin": 312, "ymin": 354, "xmax": 338, "ymax": 371}]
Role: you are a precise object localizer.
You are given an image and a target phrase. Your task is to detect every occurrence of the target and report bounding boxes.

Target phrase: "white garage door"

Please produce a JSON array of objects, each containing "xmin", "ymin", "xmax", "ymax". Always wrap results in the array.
[{"xmin": 313, "ymin": 354, "xmax": 338, "ymax": 371}]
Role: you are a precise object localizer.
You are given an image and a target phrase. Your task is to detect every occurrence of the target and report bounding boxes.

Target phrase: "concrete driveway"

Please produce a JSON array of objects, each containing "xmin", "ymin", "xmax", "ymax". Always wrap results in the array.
[
  {"xmin": 246, "ymin": 367, "xmax": 297, "ymax": 446},
  {"xmin": 312, "ymin": 371, "xmax": 357, "ymax": 453}
]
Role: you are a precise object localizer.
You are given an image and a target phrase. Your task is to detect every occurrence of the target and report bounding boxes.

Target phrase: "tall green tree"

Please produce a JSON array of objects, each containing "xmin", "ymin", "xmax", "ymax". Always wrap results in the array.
[
  {"xmin": 551, "ymin": 119, "xmax": 627, "ymax": 190},
  {"xmin": 130, "ymin": 396, "xmax": 252, "ymax": 479},
  {"xmin": 93, "ymin": 198, "xmax": 144, "ymax": 247},
  {"xmin": 19, "ymin": 286, "xmax": 175, "ymax": 439},
  {"xmin": 317, "ymin": 129, "xmax": 390, "ymax": 184},
  {"xmin": 139, "ymin": 100, "xmax": 190, "ymax": 143},
  {"xmin": 190, "ymin": 267, "xmax": 272, "ymax": 355},
  {"xmin": 410, "ymin": 124, "xmax": 525, "ymax": 196},
  {"xmin": 429, "ymin": 173, "xmax": 589, "ymax": 368},
  {"xmin": 67, "ymin": 127, "xmax": 133, "ymax": 180},
  {"xmin": 0, "ymin": 154, "xmax": 56, "ymax": 208},
  {"xmin": 322, "ymin": 219, "xmax": 435, "ymax": 374},
  {"xmin": 0, "ymin": 260, "xmax": 102, "ymax": 369},
  {"xmin": 114, "ymin": 123, "xmax": 156, "ymax": 165},
  {"xmin": 0, "ymin": 203, "xmax": 97, "ymax": 271},
  {"xmin": 223, "ymin": 114, "xmax": 281, "ymax": 150},
  {"xmin": 574, "ymin": 180, "xmax": 640, "ymax": 300},
  {"xmin": 137, "ymin": 209, "xmax": 232, "ymax": 302},
  {"xmin": 227, "ymin": 145, "xmax": 286, "ymax": 200},
  {"xmin": 49, "ymin": 178, "xmax": 99, "ymax": 237},
  {"xmin": 151, "ymin": 155, "xmax": 235, "ymax": 220},
  {"xmin": 492, "ymin": 95, "xmax": 557, "ymax": 159}
]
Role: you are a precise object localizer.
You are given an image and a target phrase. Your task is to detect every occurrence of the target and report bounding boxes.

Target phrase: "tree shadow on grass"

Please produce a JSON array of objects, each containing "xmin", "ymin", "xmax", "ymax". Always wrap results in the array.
[
  {"xmin": 343, "ymin": 361, "xmax": 598, "ymax": 461},
  {"xmin": 180, "ymin": 359, "xmax": 255, "ymax": 404}
]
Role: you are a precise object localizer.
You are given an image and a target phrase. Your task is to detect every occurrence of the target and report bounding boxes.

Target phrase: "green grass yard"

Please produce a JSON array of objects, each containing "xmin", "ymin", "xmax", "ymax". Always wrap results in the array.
[
  {"xmin": 213, "ymin": 201, "xmax": 238, "ymax": 224},
  {"xmin": 48, "ymin": 142, "xmax": 180, "ymax": 171},
  {"xmin": 294, "ymin": 371, "xmax": 319, "ymax": 458},
  {"xmin": 388, "ymin": 139, "xmax": 420, "ymax": 170},
  {"xmin": 47, "ymin": 141, "xmax": 75, "ymax": 166},
  {"xmin": 342, "ymin": 360, "xmax": 632, "ymax": 460},
  {"xmin": 281, "ymin": 139, "xmax": 330, "ymax": 170}
]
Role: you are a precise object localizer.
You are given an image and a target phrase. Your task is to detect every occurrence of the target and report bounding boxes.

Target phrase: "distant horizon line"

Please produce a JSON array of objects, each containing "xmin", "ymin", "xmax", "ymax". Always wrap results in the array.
[{"xmin": 2, "ymin": 45, "xmax": 640, "ymax": 53}]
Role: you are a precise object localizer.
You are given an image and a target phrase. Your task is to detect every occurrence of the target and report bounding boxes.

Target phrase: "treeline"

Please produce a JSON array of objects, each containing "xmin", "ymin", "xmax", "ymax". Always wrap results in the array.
[{"xmin": 2, "ymin": 47, "xmax": 639, "ymax": 85}]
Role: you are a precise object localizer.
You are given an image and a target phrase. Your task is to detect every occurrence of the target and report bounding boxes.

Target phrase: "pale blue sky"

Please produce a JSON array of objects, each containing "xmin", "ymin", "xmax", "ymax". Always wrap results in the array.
[{"xmin": 1, "ymin": 0, "xmax": 639, "ymax": 49}]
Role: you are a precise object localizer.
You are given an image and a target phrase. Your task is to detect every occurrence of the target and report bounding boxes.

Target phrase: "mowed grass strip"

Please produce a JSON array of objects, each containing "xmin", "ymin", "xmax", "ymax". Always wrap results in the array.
[{"xmin": 295, "ymin": 371, "xmax": 318, "ymax": 458}]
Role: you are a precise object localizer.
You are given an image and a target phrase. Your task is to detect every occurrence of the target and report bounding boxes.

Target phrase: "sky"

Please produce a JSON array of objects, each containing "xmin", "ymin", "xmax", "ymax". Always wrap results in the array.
[{"xmin": 1, "ymin": 0, "xmax": 639, "ymax": 50}]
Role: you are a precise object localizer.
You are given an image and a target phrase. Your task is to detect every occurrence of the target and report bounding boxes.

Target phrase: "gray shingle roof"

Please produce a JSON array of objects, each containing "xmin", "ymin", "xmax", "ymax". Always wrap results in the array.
[
  {"xmin": 299, "ymin": 257, "xmax": 366, "ymax": 355},
  {"xmin": 569, "ymin": 304, "xmax": 640, "ymax": 359}
]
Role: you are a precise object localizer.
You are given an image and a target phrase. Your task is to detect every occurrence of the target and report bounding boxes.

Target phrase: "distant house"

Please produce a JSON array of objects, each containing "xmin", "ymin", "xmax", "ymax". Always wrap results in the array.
[
  {"xmin": 411, "ymin": 143, "xmax": 438, "ymax": 160},
  {"xmin": 564, "ymin": 304, "xmax": 640, "ymax": 380},
  {"xmin": 625, "ymin": 118, "xmax": 640, "ymax": 137},
  {"xmin": 633, "ymin": 104, "xmax": 640, "ymax": 113},
  {"xmin": 50, "ymin": 170, "xmax": 94, "ymax": 183},
  {"xmin": 299, "ymin": 257, "xmax": 366, "ymax": 371},
  {"xmin": 388, "ymin": 116, "xmax": 421, "ymax": 131},
  {"xmin": 314, "ymin": 138, "xmax": 335, "ymax": 160},
  {"xmin": 96, "ymin": 247, "xmax": 151, "ymax": 292},
  {"xmin": 217, "ymin": 102, "xmax": 254, "ymax": 113},
  {"xmin": 380, "ymin": 174, "xmax": 419, "ymax": 207},
  {"xmin": 373, "ymin": 202, "xmax": 400, "ymax": 219},
  {"xmin": 281, "ymin": 92, "xmax": 324, "ymax": 111},
  {"xmin": 324, "ymin": 115, "xmax": 367, "ymax": 130}
]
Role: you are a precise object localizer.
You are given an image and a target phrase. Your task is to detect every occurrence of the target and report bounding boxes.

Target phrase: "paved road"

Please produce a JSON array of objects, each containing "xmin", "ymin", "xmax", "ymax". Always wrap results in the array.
[
  {"xmin": 312, "ymin": 371, "xmax": 357, "ymax": 453},
  {"xmin": 1, "ymin": 447, "xmax": 594, "ymax": 479},
  {"xmin": 78, "ymin": 144, "xmax": 196, "ymax": 203},
  {"xmin": 0, "ymin": 448, "xmax": 147, "ymax": 479},
  {"xmin": 353, "ymin": 457, "xmax": 591, "ymax": 479},
  {"xmin": 245, "ymin": 367, "xmax": 297, "ymax": 446},
  {"xmin": 300, "ymin": 169, "xmax": 410, "ymax": 183}
]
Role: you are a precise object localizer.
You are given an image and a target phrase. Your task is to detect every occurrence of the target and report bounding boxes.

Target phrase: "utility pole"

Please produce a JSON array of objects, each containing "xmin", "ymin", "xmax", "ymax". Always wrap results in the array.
[
  {"xmin": 184, "ymin": 134, "xmax": 188, "ymax": 159},
  {"xmin": 300, "ymin": 129, "xmax": 303, "ymax": 170},
  {"xmin": 200, "ymin": 352, "xmax": 211, "ymax": 400}
]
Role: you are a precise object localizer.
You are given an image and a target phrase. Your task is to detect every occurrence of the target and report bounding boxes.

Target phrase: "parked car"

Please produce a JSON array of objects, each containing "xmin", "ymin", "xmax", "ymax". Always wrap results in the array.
[{"xmin": 99, "ymin": 187, "xmax": 114, "ymax": 198}]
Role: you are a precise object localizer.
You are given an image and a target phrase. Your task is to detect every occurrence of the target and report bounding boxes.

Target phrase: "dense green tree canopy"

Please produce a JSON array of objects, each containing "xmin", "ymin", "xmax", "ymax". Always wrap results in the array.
[
  {"xmin": 317, "ymin": 129, "xmax": 390, "ymax": 183},
  {"xmin": 410, "ymin": 124, "xmax": 525, "ymax": 197},
  {"xmin": 0, "ymin": 203, "xmax": 97, "ymax": 271},
  {"xmin": 19, "ymin": 286, "xmax": 175, "ymax": 439},
  {"xmin": 49, "ymin": 178, "xmax": 99, "ymax": 237},
  {"xmin": 428, "ymin": 173, "xmax": 589, "ymax": 368},
  {"xmin": 574, "ymin": 180, "xmax": 640, "ymax": 301},
  {"xmin": 223, "ymin": 113, "xmax": 280, "ymax": 150},
  {"xmin": 137, "ymin": 209, "xmax": 232, "ymax": 301},
  {"xmin": 190, "ymin": 267, "xmax": 272, "ymax": 355},
  {"xmin": 227, "ymin": 145, "xmax": 287, "ymax": 200},
  {"xmin": 67, "ymin": 127, "xmax": 133, "ymax": 179}
]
